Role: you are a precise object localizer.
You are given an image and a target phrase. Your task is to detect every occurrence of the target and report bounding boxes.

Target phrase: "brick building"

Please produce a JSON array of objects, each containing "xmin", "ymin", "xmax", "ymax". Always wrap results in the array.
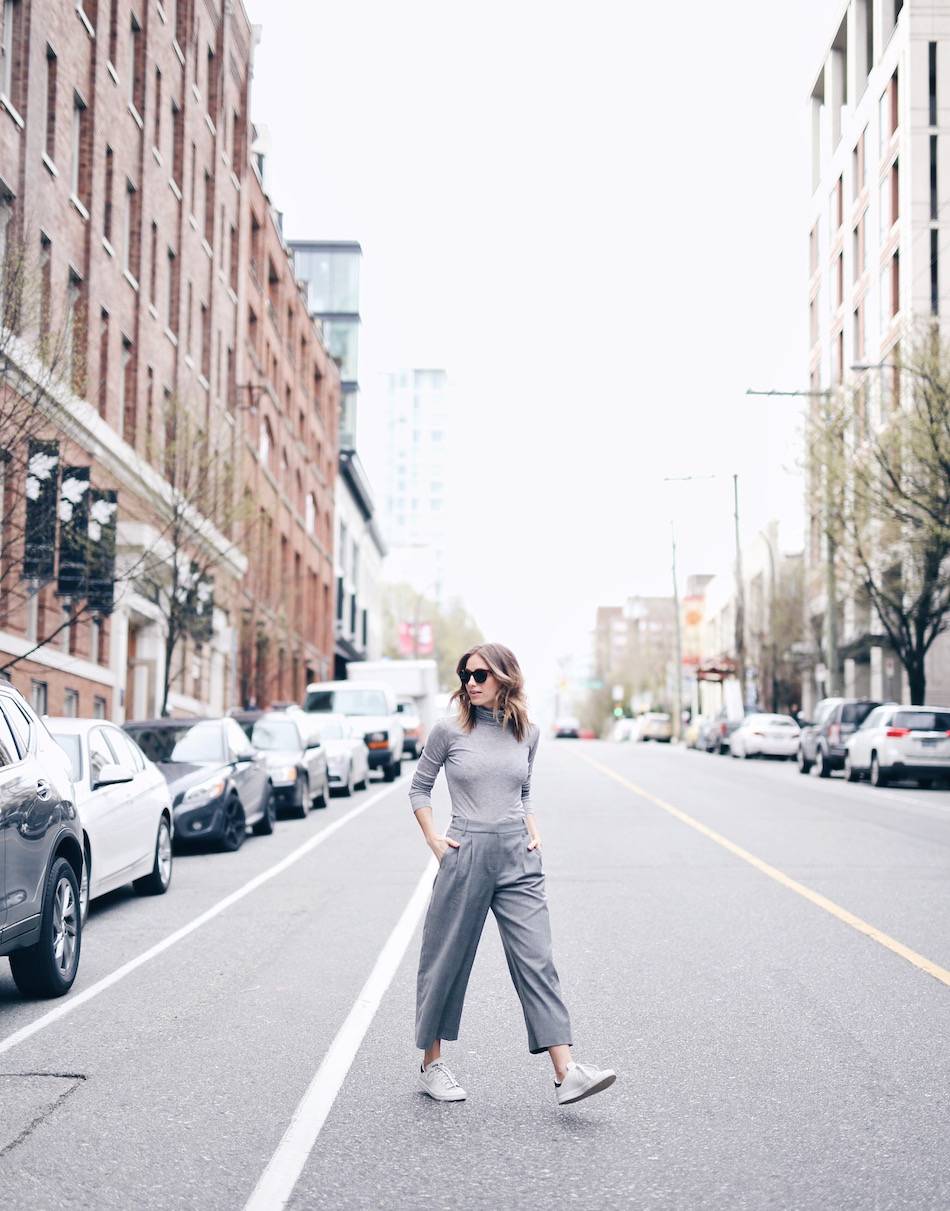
[
  {"xmin": 0, "ymin": 0, "xmax": 338, "ymax": 718},
  {"xmin": 236, "ymin": 157, "xmax": 338, "ymax": 708}
]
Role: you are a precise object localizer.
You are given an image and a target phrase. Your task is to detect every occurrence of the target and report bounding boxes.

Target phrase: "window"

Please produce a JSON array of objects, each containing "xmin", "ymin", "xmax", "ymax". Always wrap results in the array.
[
  {"xmin": 107, "ymin": 0, "xmax": 118, "ymax": 67},
  {"xmin": 199, "ymin": 301, "xmax": 209, "ymax": 379},
  {"xmin": 229, "ymin": 223, "xmax": 238, "ymax": 290},
  {"xmin": 88, "ymin": 726, "xmax": 115, "ymax": 783},
  {"xmin": 189, "ymin": 141, "xmax": 197, "ymax": 214},
  {"xmin": 930, "ymin": 42, "xmax": 938, "ymax": 127},
  {"xmin": 206, "ymin": 45, "xmax": 218, "ymax": 119},
  {"xmin": 108, "ymin": 726, "xmax": 144, "ymax": 771},
  {"xmin": 809, "ymin": 295, "xmax": 818, "ymax": 346},
  {"xmin": 889, "ymin": 69, "xmax": 899, "ymax": 137},
  {"xmin": 831, "ymin": 176, "xmax": 843, "ymax": 231},
  {"xmin": 65, "ymin": 269, "xmax": 83, "ymax": 391},
  {"xmin": 121, "ymin": 336, "xmax": 135, "ymax": 440},
  {"xmin": 166, "ymin": 247, "xmax": 177, "ymax": 331},
  {"xmin": 149, "ymin": 220, "xmax": 158, "ymax": 303},
  {"xmin": 185, "ymin": 280, "xmax": 192, "ymax": 354},
  {"xmin": 31, "ymin": 679, "xmax": 48, "ymax": 715},
  {"xmin": 93, "ymin": 696, "xmax": 106, "ymax": 719},
  {"xmin": 852, "ymin": 215, "xmax": 866, "ymax": 281},
  {"xmin": 98, "ymin": 307, "xmax": 109, "ymax": 414},
  {"xmin": 103, "ymin": 144, "xmax": 114, "ymax": 241},
  {"xmin": 809, "ymin": 225, "xmax": 818, "ymax": 274},
  {"xmin": 931, "ymin": 135, "xmax": 938, "ymax": 221},
  {"xmin": 71, "ymin": 92, "xmax": 88, "ymax": 204},
  {"xmin": 835, "ymin": 251, "xmax": 843, "ymax": 308},
  {"xmin": 153, "ymin": 66, "xmax": 162, "ymax": 147},
  {"xmin": 123, "ymin": 179, "xmax": 140, "ymax": 278},
  {"xmin": 852, "ymin": 129, "xmax": 865, "ymax": 198},
  {"xmin": 890, "ymin": 157, "xmax": 899, "ymax": 226},
  {"xmin": 259, "ymin": 417, "xmax": 272, "ymax": 466},
  {"xmin": 853, "ymin": 303, "xmax": 864, "ymax": 360},
  {"xmin": 0, "ymin": 704, "xmax": 20, "ymax": 765},
  {"xmin": 171, "ymin": 99, "xmax": 183, "ymax": 187},
  {"xmin": 891, "ymin": 249, "xmax": 900, "ymax": 316},
  {"xmin": 203, "ymin": 170, "xmax": 213, "ymax": 243},
  {"xmin": 129, "ymin": 14, "xmax": 144, "ymax": 114},
  {"xmin": 44, "ymin": 45, "xmax": 57, "ymax": 161},
  {"xmin": 305, "ymin": 492, "xmax": 316, "ymax": 534},
  {"xmin": 931, "ymin": 228, "xmax": 939, "ymax": 315},
  {"xmin": 63, "ymin": 688, "xmax": 79, "ymax": 717},
  {"xmin": 1, "ymin": 0, "xmax": 19, "ymax": 101}
]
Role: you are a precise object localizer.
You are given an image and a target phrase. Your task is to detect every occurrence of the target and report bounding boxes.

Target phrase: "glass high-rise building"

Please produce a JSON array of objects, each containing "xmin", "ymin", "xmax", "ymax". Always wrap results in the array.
[{"xmin": 291, "ymin": 241, "xmax": 362, "ymax": 451}]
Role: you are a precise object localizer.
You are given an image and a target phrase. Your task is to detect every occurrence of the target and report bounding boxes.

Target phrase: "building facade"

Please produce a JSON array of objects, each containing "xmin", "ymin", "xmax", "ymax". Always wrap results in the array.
[
  {"xmin": 236, "ymin": 159, "xmax": 339, "ymax": 708},
  {"xmin": 291, "ymin": 239, "xmax": 387, "ymax": 679},
  {"xmin": 804, "ymin": 0, "xmax": 950, "ymax": 711},
  {"xmin": 0, "ymin": 0, "xmax": 339, "ymax": 719}
]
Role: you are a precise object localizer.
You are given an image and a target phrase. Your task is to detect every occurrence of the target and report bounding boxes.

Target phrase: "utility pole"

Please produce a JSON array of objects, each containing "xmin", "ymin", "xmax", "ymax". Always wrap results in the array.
[
  {"xmin": 671, "ymin": 521, "xmax": 683, "ymax": 742},
  {"xmin": 822, "ymin": 394, "xmax": 838, "ymax": 697},
  {"xmin": 733, "ymin": 472, "xmax": 746, "ymax": 706}
]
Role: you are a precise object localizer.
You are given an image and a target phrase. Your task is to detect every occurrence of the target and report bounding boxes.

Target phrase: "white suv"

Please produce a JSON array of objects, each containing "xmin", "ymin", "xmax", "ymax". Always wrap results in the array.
[
  {"xmin": 844, "ymin": 703, "xmax": 950, "ymax": 788},
  {"xmin": 303, "ymin": 681, "xmax": 405, "ymax": 782}
]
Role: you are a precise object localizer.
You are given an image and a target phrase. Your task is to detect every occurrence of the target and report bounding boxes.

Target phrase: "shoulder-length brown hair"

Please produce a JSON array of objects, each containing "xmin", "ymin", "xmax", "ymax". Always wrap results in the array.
[{"xmin": 450, "ymin": 643, "xmax": 532, "ymax": 743}]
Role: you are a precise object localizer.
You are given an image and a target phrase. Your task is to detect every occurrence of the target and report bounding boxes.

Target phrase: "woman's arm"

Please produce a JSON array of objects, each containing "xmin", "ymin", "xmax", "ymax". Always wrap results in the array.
[
  {"xmin": 409, "ymin": 722, "xmax": 458, "ymax": 859},
  {"xmin": 523, "ymin": 726, "xmax": 541, "ymax": 849}
]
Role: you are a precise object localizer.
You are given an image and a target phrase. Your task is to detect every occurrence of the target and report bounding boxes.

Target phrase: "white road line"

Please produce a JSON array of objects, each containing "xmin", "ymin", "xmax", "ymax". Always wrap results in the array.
[
  {"xmin": 244, "ymin": 858, "xmax": 436, "ymax": 1211},
  {"xmin": 0, "ymin": 780, "xmax": 405, "ymax": 1059}
]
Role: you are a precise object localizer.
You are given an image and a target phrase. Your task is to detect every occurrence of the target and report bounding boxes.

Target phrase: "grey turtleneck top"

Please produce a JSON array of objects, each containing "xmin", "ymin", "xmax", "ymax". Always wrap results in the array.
[{"xmin": 409, "ymin": 707, "xmax": 541, "ymax": 825}]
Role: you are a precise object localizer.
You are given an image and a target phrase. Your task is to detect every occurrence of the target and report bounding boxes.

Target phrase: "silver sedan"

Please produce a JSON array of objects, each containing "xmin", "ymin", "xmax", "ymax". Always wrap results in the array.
[{"xmin": 310, "ymin": 713, "xmax": 370, "ymax": 797}]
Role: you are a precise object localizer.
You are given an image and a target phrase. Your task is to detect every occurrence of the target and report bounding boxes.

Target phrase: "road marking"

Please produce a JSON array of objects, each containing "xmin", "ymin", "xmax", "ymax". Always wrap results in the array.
[
  {"xmin": 0, "ymin": 780, "xmax": 406, "ymax": 1059},
  {"xmin": 244, "ymin": 858, "xmax": 436, "ymax": 1211},
  {"xmin": 575, "ymin": 750, "xmax": 950, "ymax": 989}
]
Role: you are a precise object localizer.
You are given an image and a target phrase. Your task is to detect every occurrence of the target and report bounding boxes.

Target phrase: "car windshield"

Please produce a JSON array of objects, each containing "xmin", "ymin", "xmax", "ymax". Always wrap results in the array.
[
  {"xmin": 892, "ymin": 710, "xmax": 950, "ymax": 732},
  {"xmin": 305, "ymin": 689, "xmax": 388, "ymax": 716},
  {"xmin": 51, "ymin": 733, "xmax": 82, "ymax": 781},
  {"xmin": 124, "ymin": 722, "xmax": 222, "ymax": 764},
  {"xmin": 766, "ymin": 716, "xmax": 797, "ymax": 727},
  {"xmin": 251, "ymin": 719, "xmax": 301, "ymax": 751}
]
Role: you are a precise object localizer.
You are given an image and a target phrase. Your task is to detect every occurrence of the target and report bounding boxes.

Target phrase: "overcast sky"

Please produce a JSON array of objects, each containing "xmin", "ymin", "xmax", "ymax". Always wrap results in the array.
[{"xmin": 244, "ymin": 0, "xmax": 837, "ymax": 711}]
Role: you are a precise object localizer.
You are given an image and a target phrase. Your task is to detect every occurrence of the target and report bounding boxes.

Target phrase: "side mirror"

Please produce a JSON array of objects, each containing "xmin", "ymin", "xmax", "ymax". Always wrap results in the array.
[{"xmin": 94, "ymin": 762, "xmax": 135, "ymax": 788}]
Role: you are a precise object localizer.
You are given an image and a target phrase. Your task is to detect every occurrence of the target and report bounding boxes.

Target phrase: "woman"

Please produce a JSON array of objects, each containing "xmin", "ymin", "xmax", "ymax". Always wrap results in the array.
[{"xmin": 409, "ymin": 642, "xmax": 616, "ymax": 1106}]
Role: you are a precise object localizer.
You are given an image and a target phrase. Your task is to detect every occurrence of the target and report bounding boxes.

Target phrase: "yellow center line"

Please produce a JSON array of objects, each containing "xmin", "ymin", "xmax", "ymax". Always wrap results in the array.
[{"xmin": 573, "ymin": 749, "xmax": 950, "ymax": 989}]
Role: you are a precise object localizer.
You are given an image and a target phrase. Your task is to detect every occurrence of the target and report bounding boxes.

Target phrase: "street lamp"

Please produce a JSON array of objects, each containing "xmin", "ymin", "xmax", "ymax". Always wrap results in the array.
[
  {"xmin": 746, "ymin": 385, "xmax": 838, "ymax": 700},
  {"xmin": 758, "ymin": 527, "xmax": 778, "ymax": 712},
  {"xmin": 664, "ymin": 472, "xmax": 745, "ymax": 705}
]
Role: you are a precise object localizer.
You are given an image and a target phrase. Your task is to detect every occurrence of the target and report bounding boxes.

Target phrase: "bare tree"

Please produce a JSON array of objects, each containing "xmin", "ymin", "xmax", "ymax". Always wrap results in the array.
[
  {"xmin": 133, "ymin": 392, "xmax": 248, "ymax": 716},
  {"xmin": 811, "ymin": 322, "xmax": 950, "ymax": 704}
]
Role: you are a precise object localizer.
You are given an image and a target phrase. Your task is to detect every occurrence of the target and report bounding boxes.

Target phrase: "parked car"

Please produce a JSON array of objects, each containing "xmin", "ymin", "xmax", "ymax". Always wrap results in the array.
[
  {"xmin": 795, "ymin": 697, "xmax": 842, "ymax": 772},
  {"xmin": 638, "ymin": 712, "xmax": 673, "ymax": 742},
  {"xmin": 0, "ymin": 683, "xmax": 83, "ymax": 997},
  {"xmin": 554, "ymin": 716, "xmax": 581, "ymax": 739},
  {"xmin": 844, "ymin": 703, "xmax": 950, "ymax": 787},
  {"xmin": 796, "ymin": 698, "xmax": 881, "ymax": 777},
  {"xmin": 611, "ymin": 718, "xmax": 636, "ymax": 742},
  {"xmin": 396, "ymin": 698, "xmax": 425, "ymax": 758},
  {"xmin": 707, "ymin": 709, "xmax": 746, "ymax": 755},
  {"xmin": 303, "ymin": 681, "xmax": 405, "ymax": 782},
  {"xmin": 249, "ymin": 712, "xmax": 330, "ymax": 816},
  {"xmin": 124, "ymin": 717, "xmax": 275, "ymax": 850},
  {"xmin": 309, "ymin": 713, "xmax": 370, "ymax": 796},
  {"xmin": 730, "ymin": 713, "xmax": 800, "ymax": 760},
  {"xmin": 228, "ymin": 707, "xmax": 264, "ymax": 741},
  {"xmin": 693, "ymin": 717, "xmax": 722, "ymax": 752},
  {"xmin": 48, "ymin": 718, "xmax": 174, "ymax": 923}
]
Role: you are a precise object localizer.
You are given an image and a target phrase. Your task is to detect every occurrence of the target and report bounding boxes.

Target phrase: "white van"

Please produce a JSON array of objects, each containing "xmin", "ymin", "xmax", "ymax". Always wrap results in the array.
[{"xmin": 303, "ymin": 680, "xmax": 405, "ymax": 782}]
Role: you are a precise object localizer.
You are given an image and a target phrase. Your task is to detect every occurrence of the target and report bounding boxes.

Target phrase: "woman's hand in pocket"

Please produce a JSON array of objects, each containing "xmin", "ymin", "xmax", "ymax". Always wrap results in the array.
[
  {"xmin": 430, "ymin": 834, "xmax": 461, "ymax": 862},
  {"xmin": 527, "ymin": 833, "xmax": 542, "ymax": 852}
]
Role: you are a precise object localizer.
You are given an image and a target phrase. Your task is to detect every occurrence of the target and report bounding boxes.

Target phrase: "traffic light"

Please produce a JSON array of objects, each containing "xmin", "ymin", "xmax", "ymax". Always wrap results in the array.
[{"xmin": 613, "ymin": 706, "xmax": 624, "ymax": 718}]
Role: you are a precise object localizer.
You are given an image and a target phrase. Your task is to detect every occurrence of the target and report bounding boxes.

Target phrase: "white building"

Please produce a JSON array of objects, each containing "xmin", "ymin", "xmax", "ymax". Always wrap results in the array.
[
  {"xmin": 379, "ymin": 370, "xmax": 450, "ymax": 600},
  {"xmin": 334, "ymin": 452, "xmax": 386, "ymax": 678},
  {"xmin": 805, "ymin": 0, "xmax": 950, "ymax": 710}
]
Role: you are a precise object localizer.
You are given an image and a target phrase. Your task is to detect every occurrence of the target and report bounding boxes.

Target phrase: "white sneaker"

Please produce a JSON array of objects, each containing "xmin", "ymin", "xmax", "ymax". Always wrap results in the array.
[
  {"xmin": 419, "ymin": 1060, "xmax": 467, "ymax": 1102},
  {"xmin": 555, "ymin": 1061, "xmax": 616, "ymax": 1106}
]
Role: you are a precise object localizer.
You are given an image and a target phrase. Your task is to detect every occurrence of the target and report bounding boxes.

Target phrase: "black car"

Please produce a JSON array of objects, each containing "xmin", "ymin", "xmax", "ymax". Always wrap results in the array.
[
  {"xmin": 0, "ymin": 683, "xmax": 84, "ymax": 997},
  {"xmin": 797, "ymin": 698, "xmax": 881, "ymax": 777},
  {"xmin": 124, "ymin": 717, "xmax": 274, "ymax": 851}
]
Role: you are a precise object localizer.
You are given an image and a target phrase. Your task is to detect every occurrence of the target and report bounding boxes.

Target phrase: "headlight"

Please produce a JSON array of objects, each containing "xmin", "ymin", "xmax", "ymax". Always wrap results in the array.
[
  {"xmin": 269, "ymin": 766, "xmax": 298, "ymax": 784},
  {"xmin": 183, "ymin": 777, "xmax": 226, "ymax": 806}
]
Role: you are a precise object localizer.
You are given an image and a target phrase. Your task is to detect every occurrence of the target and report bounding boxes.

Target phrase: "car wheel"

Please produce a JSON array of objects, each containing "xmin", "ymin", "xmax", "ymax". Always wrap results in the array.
[
  {"xmin": 383, "ymin": 762, "xmax": 397, "ymax": 782},
  {"xmin": 9, "ymin": 857, "xmax": 82, "ymax": 998},
  {"xmin": 135, "ymin": 815, "xmax": 174, "ymax": 894},
  {"xmin": 356, "ymin": 771, "xmax": 368, "ymax": 790},
  {"xmin": 797, "ymin": 748, "xmax": 812, "ymax": 775},
  {"xmin": 253, "ymin": 786, "xmax": 276, "ymax": 835},
  {"xmin": 342, "ymin": 764, "xmax": 354, "ymax": 797},
  {"xmin": 870, "ymin": 753, "xmax": 889, "ymax": 788},
  {"xmin": 844, "ymin": 756, "xmax": 861, "ymax": 782},
  {"xmin": 79, "ymin": 838, "xmax": 91, "ymax": 926},
  {"xmin": 816, "ymin": 748, "xmax": 831, "ymax": 778},
  {"xmin": 315, "ymin": 773, "xmax": 330, "ymax": 809},
  {"xmin": 717, "ymin": 742, "xmax": 727, "ymax": 756},
  {"xmin": 294, "ymin": 775, "xmax": 310, "ymax": 820},
  {"xmin": 220, "ymin": 796, "xmax": 247, "ymax": 850}
]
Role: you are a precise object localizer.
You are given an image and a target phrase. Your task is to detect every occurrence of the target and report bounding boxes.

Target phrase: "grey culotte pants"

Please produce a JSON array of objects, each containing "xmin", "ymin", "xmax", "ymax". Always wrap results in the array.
[{"xmin": 415, "ymin": 817, "xmax": 573, "ymax": 1055}]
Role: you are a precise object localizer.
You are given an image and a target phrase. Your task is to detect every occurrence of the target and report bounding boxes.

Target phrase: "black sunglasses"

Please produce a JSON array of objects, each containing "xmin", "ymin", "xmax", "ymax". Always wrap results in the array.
[{"xmin": 459, "ymin": 668, "xmax": 490, "ymax": 685}]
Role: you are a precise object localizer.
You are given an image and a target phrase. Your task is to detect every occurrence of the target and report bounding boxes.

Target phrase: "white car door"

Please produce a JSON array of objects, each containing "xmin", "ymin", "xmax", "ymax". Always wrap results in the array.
[
  {"xmin": 86, "ymin": 726, "xmax": 138, "ymax": 890},
  {"xmin": 107, "ymin": 726, "xmax": 157, "ymax": 869}
]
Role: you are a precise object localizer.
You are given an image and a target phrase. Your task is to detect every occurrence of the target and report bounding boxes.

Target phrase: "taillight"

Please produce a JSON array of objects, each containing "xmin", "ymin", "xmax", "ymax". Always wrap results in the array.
[
  {"xmin": 720, "ymin": 722, "xmax": 728, "ymax": 736},
  {"xmin": 886, "ymin": 727, "xmax": 910, "ymax": 738},
  {"xmin": 829, "ymin": 723, "xmax": 840, "ymax": 744}
]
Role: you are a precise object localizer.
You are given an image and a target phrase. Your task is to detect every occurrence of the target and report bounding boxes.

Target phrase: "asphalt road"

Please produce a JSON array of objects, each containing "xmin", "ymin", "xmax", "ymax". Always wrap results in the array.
[{"xmin": 2, "ymin": 741, "xmax": 950, "ymax": 1210}]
